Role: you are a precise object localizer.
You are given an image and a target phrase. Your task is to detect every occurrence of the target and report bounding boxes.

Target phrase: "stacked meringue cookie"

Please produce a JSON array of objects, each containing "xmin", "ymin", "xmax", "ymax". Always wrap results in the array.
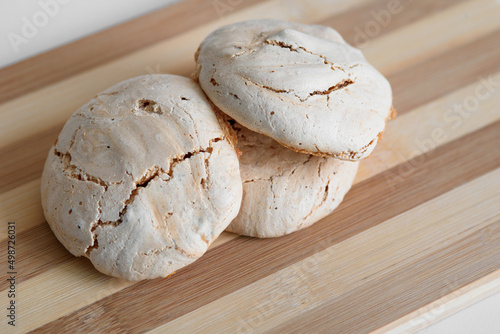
[{"xmin": 41, "ymin": 19, "xmax": 394, "ymax": 281}]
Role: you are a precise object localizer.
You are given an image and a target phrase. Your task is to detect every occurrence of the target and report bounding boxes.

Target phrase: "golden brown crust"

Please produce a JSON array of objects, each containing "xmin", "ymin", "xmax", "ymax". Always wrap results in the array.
[
  {"xmin": 194, "ymin": 45, "xmax": 201, "ymax": 62},
  {"xmin": 390, "ymin": 105, "xmax": 397, "ymax": 119},
  {"xmin": 191, "ymin": 47, "xmax": 202, "ymax": 82},
  {"xmin": 211, "ymin": 104, "xmax": 241, "ymax": 157},
  {"xmin": 242, "ymin": 105, "xmax": 396, "ymax": 160},
  {"xmin": 275, "ymin": 137, "xmax": 376, "ymax": 161},
  {"xmin": 376, "ymin": 105, "xmax": 396, "ymax": 143}
]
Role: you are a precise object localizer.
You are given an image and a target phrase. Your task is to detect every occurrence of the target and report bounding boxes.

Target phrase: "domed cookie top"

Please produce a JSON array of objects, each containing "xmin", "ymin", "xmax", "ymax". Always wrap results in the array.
[
  {"xmin": 194, "ymin": 19, "xmax": 394, "ymax": 160},
  {"xmin": 41, "ymin": 75, "xmax": 242, "ymax": 281},
  {"xmin": 226, "ymin": 122, "xmax": 359, "ymax": 238}
]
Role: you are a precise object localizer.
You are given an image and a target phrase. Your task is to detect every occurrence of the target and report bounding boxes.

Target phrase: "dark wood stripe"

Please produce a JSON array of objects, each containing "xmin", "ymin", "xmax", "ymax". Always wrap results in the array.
[
  {"xmin": 321, "ymin": 0, "xmax": 466, "ymax": 47},
  {"xmin": 0, "ymin": 124, "xmax": 61, "ymax": 194},
  {"xmin": 269, "ymin": 221, "xmax": 500, "ymax": 333},
  {"xmin": 29, "ymin": 121, "xmax": 500, "ymax": 333},
  {"xmin": 0, "ymin": 225, "xmax": 73, "ymax": 292},
  {"xmin": 388, "ymin": 28, "xmax": 500, "ymax": 114},
  {"xmin": 0, "ymin": 0, "xmax": 266, "ymax": 104}
]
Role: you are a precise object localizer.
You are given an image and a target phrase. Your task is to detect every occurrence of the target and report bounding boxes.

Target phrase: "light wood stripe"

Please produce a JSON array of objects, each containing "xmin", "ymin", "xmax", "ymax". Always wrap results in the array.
[
  {"xmin": 389, "ymin": 29, "xmax": 500, "ymax": 114},
  {"xmin": 0, "ymin": 225, "xmax": 74, "ymax": 292},
  {"xmin": 26, "ymin": 122, "xmax": 500, "ymax": 333},
  {"xmin": 320, "ymin": 0, "xmax": 466, "ymax": 46},
  {"xmin": 0, "ymin": 0, "xmax": 268, "ymax": 104},
  {"xmin": 269, "ymin": 223, "xmax": 500, "ymax": 333},
  {"xmin": 356, "ymin": 71, "xmax": 500, "ymax": 182},
  {"xmin": 149, "ymin": 168, "xmax": 500, "ymax": 333},
  {"xmin": 379, "ymin": 271, "xmax": 500, "ymax": 334},
  {"xmin": 0, "ymin": 179, "xmax": 42, "ymax": 240},
  {"xmin": 14, "ymin": 258, "xmax": 131, "ymax": 334},
  {"xmin": 364, "ymin": 0, "xmax": 500, "ymax": 75}
]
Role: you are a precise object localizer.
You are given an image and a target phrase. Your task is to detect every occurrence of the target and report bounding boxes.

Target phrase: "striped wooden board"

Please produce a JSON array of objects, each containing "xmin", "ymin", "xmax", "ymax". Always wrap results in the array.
[{"xmin": 1, "ymin": 0, "xmax": 499, "ymax": 332}]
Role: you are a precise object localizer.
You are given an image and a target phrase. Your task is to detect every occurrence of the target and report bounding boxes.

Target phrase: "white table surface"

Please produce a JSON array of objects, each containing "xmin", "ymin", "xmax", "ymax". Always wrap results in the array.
[{"xmin": 1, "ymin": 1, "xmax": 499, "ymax": 333}]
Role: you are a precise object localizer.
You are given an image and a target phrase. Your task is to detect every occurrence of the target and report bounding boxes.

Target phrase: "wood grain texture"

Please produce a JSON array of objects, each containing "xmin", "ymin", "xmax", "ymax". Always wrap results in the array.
[
  {"xmin": 152, "ymin": 169, "xmax": 500, "ymax": 333},
  {"xmin": 271, "ymin": 221, "xmax": 500, "ymax": 333},
  {"xmin": 4, "ymin": 19, "xmax": 499, "ymax": 197},
  {"xmin": 321, "ymin": 0, "xmax": 466, "ymax": 46},
  {"xmin": 362, "ymin": 0, "xmax": 500, "ymax": 75},
  {"xmin": 0, "ymin": 125, "xmax": 60, "ymax": 194},
  {"xmin": 0, "ymin": 0, "xmax": 267, "ymax": 104},
  {"xmin": 377, "ymin": 271, "xmax": 500, "ymax": 333},
  {"xmin": 0, "ymin": 0, "xmax": 499, "ymax": 333},
  {"xmin": 389, "ymin": 29, "xmax": 500, "ymax": 114},
  {"xmin": 23, "ymin": 121, "xmax": 500, "ymax": 333}
]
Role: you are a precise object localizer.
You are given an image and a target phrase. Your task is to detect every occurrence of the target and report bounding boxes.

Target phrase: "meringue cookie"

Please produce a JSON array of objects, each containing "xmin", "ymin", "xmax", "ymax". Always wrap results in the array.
[
  {"xmin": 41, "ymin": 74, "xmax": 242, "ymax": 281},
  {"xmin": 194, "ymin": 19, "xmax": 394, "ymax": 160},
  {"xmin": 226, "ymin": 122, "xmax": 358, "ymax": 238}
]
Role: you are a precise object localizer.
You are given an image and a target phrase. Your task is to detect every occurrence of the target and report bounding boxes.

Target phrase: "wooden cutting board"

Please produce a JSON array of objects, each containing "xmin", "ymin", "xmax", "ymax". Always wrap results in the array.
[{"xmin": 1, "ymin": 0, "xmax": 500, "ymax": 332}]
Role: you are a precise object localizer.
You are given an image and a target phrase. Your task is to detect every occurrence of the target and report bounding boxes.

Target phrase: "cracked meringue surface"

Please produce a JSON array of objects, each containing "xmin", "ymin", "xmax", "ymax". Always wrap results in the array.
[
  {"xmin": 226, "ymin": 122, "xmax": 358, "ymax": 238},
  {"xmin": 194, "ymin": 19, "xmax": 394, "ymax": 160},
  {"xmin": 41, "ymin": 74, "xmax": 242, "ymax": 281}
]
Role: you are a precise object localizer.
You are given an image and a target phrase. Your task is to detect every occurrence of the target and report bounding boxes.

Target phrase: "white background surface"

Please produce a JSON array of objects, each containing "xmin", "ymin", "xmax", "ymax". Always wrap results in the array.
[
  {"xmin": 1, "ymin": 1, "xmax": 499, "ymax": 333},
  {"xmin": 0, "ymin": 0, "xmax": 180, "ymax": 67}
]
